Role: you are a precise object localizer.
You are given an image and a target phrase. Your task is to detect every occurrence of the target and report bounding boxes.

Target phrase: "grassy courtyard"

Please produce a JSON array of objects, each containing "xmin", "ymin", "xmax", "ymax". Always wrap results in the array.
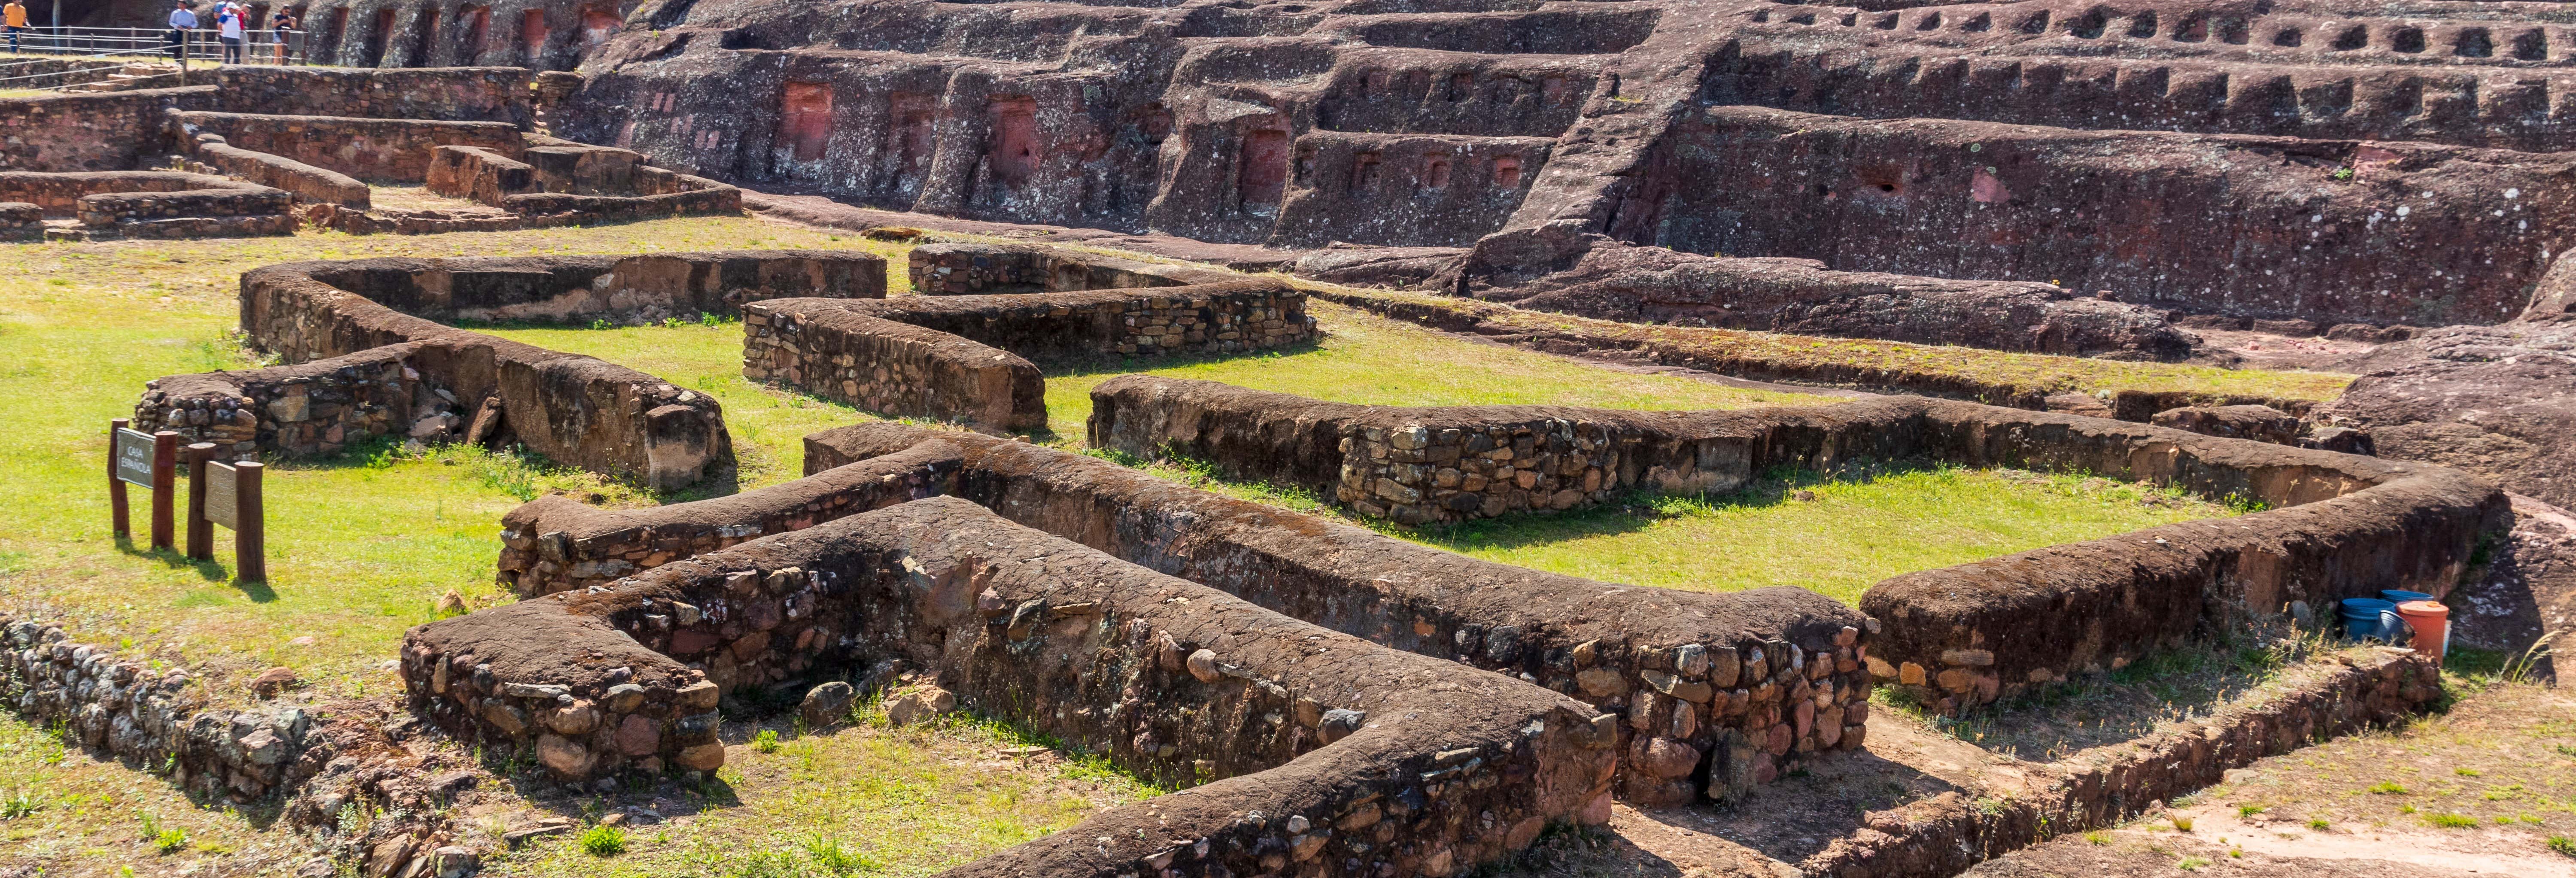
[{"xmin": 0, "ymin": 216, "xmax": 2304, "ymax": 875}]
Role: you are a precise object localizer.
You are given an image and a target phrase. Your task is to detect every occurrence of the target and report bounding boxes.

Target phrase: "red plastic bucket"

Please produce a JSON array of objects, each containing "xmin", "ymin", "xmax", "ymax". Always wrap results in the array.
[{"xmin": 2396, "ymin": 600, "xmax": 2450, "ymax": 663}]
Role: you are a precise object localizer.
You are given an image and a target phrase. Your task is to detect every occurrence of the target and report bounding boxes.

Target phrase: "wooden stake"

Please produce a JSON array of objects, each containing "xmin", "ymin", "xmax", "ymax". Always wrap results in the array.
[
  {"xmin": 149, "ymin": 431, "xmax": 178, "ymax": 552},
  {"xmin": 109, "ymin": 418, "xmax": 130, "ymax": 538},
  {"xmin": 234, "ymin": 462, "xmax": 264, "ymax": 583},
  {"xmin": 185, "ymin": 443, "xmax": 216, "ymax": 561}
]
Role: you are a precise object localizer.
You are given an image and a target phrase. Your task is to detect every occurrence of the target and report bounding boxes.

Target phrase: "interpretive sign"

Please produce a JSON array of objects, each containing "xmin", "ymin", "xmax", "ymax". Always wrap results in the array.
[
  {"xmin": 205, "ymin": 461, "xmax": 239, "ymax": 530},
  {"xmin": 113, "ymin": 428, "xmax": 159, "ymax": 487}
]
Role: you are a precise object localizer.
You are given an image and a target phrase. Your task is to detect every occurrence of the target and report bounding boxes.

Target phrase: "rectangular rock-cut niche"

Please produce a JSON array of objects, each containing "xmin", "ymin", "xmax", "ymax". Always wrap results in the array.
[
  {"xmin": 408, "ymin": 496, "xmax": 1622, "ymax": 876},
  {"xmin": 1270, "ymin": 132, "xmax": 1552, "ymax": 248}
]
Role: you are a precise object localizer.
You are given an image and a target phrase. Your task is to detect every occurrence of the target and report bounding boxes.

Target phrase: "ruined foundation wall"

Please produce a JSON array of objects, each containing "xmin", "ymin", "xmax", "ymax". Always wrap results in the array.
[
  {"xmin": 193, "ymin": 140, "xmax": 372, "ymax": 209},
  {"xmin": 133, "ymin": 343, "xmax": 450, "ymax": 460},
  {"xmin": 1083, "ymin": 376, "xmax": 2505, "ymax": 713},
  {"xmin": 170, "ymin": 111, "xmax": 525, "ymax": 182},
  {"xmin": 804, "ymin": 424, "xmax": 1874, "ymax": 804},
  {"xmin": 1805, "ymin": 647, "xmax": 2443, "ymax": 878},
  {"xmin": 0, "ymin": 87, "xmax": 206, "ymax": 171},
  {"xmin": 0, "ymin": 614, "xmax": 327, "ymax": 805},
  {"xmin": 197, "ymin": 66, "xmax": 535, "ymax": 125},
  {"xmin": 175, "ymin": 251, "xmax": 883, "ymax": 486},
  {"xmin": 496, "ymin": 442, "xmax": 963, "ymax": 595},
  {"xmin": 741, "ymin": 280, "xmax": 1314, "ymax": 432},
  {"xmin": 905, "ymin": 242, "xmax": 1227, "ymax": 295},
  {"xmin": 413, "ymin": 497, "xmax": 1622, "ymax": 877}
]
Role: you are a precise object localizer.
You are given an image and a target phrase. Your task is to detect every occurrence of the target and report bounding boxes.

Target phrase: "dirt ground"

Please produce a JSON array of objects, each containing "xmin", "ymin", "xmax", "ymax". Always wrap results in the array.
[{"xmin": 1495, "ymin": 677, "xmax": 2574, "ymax": 878}]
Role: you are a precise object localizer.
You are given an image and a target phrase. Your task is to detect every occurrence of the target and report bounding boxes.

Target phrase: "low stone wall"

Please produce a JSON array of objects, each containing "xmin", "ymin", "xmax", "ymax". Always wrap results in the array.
[
  {"xmin": 412, "ymin": 496, "xmax": 1621, "ymax": 877},
  {"xmin": 0, "ymin": 86, "xmax": 206, "ymax": 172},
  {"xmin": 741, "ymin": 280, "xmax": 1315, "ymax": 432},
  {"xmin": 0, "ymin": 613, "xmax": 326, "ymax": 804},
  {"xmin": 1085, "ymin": 377, "xmax": 2505, "ymax": 714},
  {"xmin": 133, "ymin": 343, "xmax": 452, "ymax": 459},
  {"xmin": 428, "ymin": 144, "xmax": 740, "ymax": 226},
  {"xmin": 496, "ymin": 441, "xmax": 963, "ymax": 595},
  {"xmin": 425, "ymin": 145, "xmax": 535, "ymax": 205},
  {"xmin": 200, "ymin": 66, "xmax": 534, "ymax": 126},
  {"xmin": 0, "ymin": 170, "xmax": 295, "ymax": 239},
  {"xmin": 141, "ymin": 251, "xmax": 883, "ymax": 487},
  {"xmin": 907, "ymin": 242, "xmax": 1228, "ymax": 295},
  {"xmin": 1803, "ymin": 648, "xmax": 2442, "ymax": 878},
  {"xmin": 809, "ymin": 425, "xmax": 1872, "ymax": 804},
  {"xmin": 193, "ymin": 138, "xmax": 370, "ymax": 209},
  {"xmin": 0, "ymin": 202, "xmax": 39, "ymax": 241},
  {"xmin": 170, "ymin": 110, "xmax": 523, "ymax": 182}
]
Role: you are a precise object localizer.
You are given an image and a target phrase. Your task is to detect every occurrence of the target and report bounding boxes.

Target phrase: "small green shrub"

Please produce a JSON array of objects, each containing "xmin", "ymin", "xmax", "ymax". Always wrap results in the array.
[
  {"xmin": 2176, "ymin": 856, "xmax": 2212, "ymax": 871},
  {"xmin": 0, "ymin": 789, "xmax": 41, "ymax": 820},
  {"xmin": 2238, "ymin": 805, "xmax": 2266, "ymax": 817},
  {"xmin": 2426, "ymin": 813, "xmax": 2478, "ymax": 829},
  {"xmin": 2454, "ymin": 767, "xmax": 2482, "ymax": 777},
  {"xmin": 2307, "ymin": 818, "xmax": 2329, "ymax": 830},
  {"xmin": 580, "ymin": 824, "xmax": 629, "ymax": 857},
  {"xmin": 2367, "ymin": 781, "xmax": 2408, "ymax": 795},
  {"xmin": 2547, "ymin": 835, "xmax": 2575, "ymax": 857},
  {"xmin": 753, "ymin": 729, "xmax": 782, "ymax": 754}
]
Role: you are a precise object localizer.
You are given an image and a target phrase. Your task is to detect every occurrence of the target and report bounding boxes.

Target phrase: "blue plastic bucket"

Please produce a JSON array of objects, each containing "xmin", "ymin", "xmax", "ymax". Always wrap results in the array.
[
  {"xmin": 2382, "ymin": 589, "xmax": 2436, "ymax": 605},
  {"xmin": 2340, "ymin": 598, "xmax": 2400, "ymax": 642}
]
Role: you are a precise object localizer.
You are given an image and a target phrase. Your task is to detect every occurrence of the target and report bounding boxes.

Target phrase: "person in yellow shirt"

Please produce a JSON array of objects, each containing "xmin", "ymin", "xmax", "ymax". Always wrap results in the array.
[{"xmin": 3, "ymin": 0, "xmax": 29, "ymax": 55}]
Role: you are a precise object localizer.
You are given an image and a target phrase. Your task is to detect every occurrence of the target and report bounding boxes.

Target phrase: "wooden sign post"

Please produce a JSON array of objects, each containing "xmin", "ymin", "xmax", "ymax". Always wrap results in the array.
[
  {"xmin": 110, "ymin": 422, "xmax": 176, "ymax": 547},
  {"xmin": 149, "ymin": 431, "xmax": 177, "ymax": 551},
  {"xmin": 202, "ymin": 459, "xmax": 266, "ymax": 583},
  {"xmin": 184, "ymin": 443, "xmax": 218, "ymax": 561}
]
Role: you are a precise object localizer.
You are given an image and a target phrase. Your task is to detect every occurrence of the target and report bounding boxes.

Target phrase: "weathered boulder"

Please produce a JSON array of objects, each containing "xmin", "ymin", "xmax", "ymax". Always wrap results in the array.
[
  {"xmin": 2315, "ymin": 318, "xmax": 2576, "ymax": 508},
  {"xmin": 799, "ymin": 681, "xmax": 856, "ymax": 728}
]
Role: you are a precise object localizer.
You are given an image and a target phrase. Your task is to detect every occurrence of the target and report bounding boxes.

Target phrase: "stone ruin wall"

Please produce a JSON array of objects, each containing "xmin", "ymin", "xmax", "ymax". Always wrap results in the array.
[
  {"xmin": 491, "ymin": 418, "xmax": 1875, "ymax": 811},
  {"xmin": 136, "ymin": 251, "xmax": 886, "ymax": 488},
  {"xmin": 413, "ymin": 495, "xmax": 1625, "ymax": 877},
  {"xmin": 741, "ymin": 278, "xmax": 1316, "ymax": 432},
  {"xmin": 0, "ymin": 170, "xmax": 297, "ymax": 238},
  {"xmin": 1085, "ymin": 375, "xmax": 2504, "ymax": 713},
  {"xmin": 906, "ymin": 241, "xmax": 1223, "ymax": 295}
]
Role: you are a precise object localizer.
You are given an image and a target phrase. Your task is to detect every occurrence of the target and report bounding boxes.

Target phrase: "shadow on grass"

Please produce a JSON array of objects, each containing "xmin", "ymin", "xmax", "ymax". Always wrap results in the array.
[
  {"xmin": 1407, "ymin": 460, "xmax": 1942, "ymax": 554},
  {"xmin": 1880, "ymin": 619, "xmax": 2357, "ymax": 762},
  {"xmin": 113, "ymin": 535, "xmax": 274, "ymax": 600},
  {"xmin": 1036, "ymin": 339, "xmax": 1327, "ymax": 383}
]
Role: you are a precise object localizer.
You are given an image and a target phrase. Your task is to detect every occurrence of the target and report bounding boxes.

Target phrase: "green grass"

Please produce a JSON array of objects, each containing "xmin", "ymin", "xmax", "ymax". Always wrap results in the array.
[
  {"xmin": 1298, "ymin": 281, "xmax": 2359, "ymax": 404},
  {"xmin": 1116, "ymin": 452, "xmax": 2234, "ymax": 605},
  {"xmin": 0, "ymin": 218, "xmax": 894, "ymax": 696},
  {"xmin": 581, "ymin": 824, "xmax": 631, "ymax": 857},
  {"xmin": 497, "ymin": 703, "xmax": 1160, "ymax": 878},
  {"xmin": 1039, "ymin": 302, "xmax": 1833, "ymax": 437}
]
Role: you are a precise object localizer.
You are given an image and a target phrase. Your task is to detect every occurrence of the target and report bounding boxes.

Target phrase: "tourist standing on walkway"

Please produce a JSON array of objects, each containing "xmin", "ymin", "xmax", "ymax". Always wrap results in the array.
[
  {"xmin": 2, "ymin": 0, "xmax": 28, "ymax": 54},
  {"xmin": 166, "ymin": 1, "xmax": 197, "ymax": 61},
  {"xmin": 270, "ymin": 7, "xmax": 296, "ymax": 63},
  {"xmin": 215, "ymin": 0, "xmax": 244, "ymax": 64}
]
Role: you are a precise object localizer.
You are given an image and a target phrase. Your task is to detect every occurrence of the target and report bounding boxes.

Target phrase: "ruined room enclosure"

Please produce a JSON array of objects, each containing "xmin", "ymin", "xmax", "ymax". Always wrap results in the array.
[{"xmin": 358, "ymin": 240, "xmax": 2479, "ymax": 875}]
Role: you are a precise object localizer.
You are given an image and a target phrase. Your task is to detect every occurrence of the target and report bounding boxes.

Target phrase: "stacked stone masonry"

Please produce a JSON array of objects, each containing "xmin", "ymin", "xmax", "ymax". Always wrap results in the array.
[
  {"xmin": 412, "ymin": 496, "xmax": 1625, "ymax": 877},
  {"xmin": 426, "ymin": 141, "xmax": 742, "ymax": 224},
  {"xmin": 485, "ymin": 419, "xmax": 1873, "ymax": 807},
  {"xmin": 1085, "ymin": 377, "xmax": 2505, "ymax": 713},
  {"xmin": 906, "ymin": 242, "xmax": 1229, "ymax": 295},
  {"xmin": 741, "ymin": 279, "xmax": 1316, "ymax": 432},
  {"xmin": 0, "ymin": 613, "xmax": 325, "ymax": 805},
  {"xmin": 137, "ymin": 251, "xmax": 886, "ymax": 488},
  {"xmin": 0, "ymin": 170, "xmax": 296, "ymax": 239}
]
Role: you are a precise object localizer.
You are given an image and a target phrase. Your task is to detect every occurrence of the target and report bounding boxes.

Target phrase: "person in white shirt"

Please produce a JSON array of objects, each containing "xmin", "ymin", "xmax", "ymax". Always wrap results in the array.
[
  {"xmin": 215, "ymin": 1, "xmax": 244, "ymax": 64},
  {"xmin": 166, "ymin": 0, "xmax": 196, "ymax": 61}
]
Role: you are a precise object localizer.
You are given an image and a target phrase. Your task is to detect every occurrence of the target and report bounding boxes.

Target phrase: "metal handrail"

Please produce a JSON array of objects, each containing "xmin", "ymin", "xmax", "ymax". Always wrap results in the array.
[{"xmin": 3, "ymin": 25, "xmax": 304, "ymax": 67}]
